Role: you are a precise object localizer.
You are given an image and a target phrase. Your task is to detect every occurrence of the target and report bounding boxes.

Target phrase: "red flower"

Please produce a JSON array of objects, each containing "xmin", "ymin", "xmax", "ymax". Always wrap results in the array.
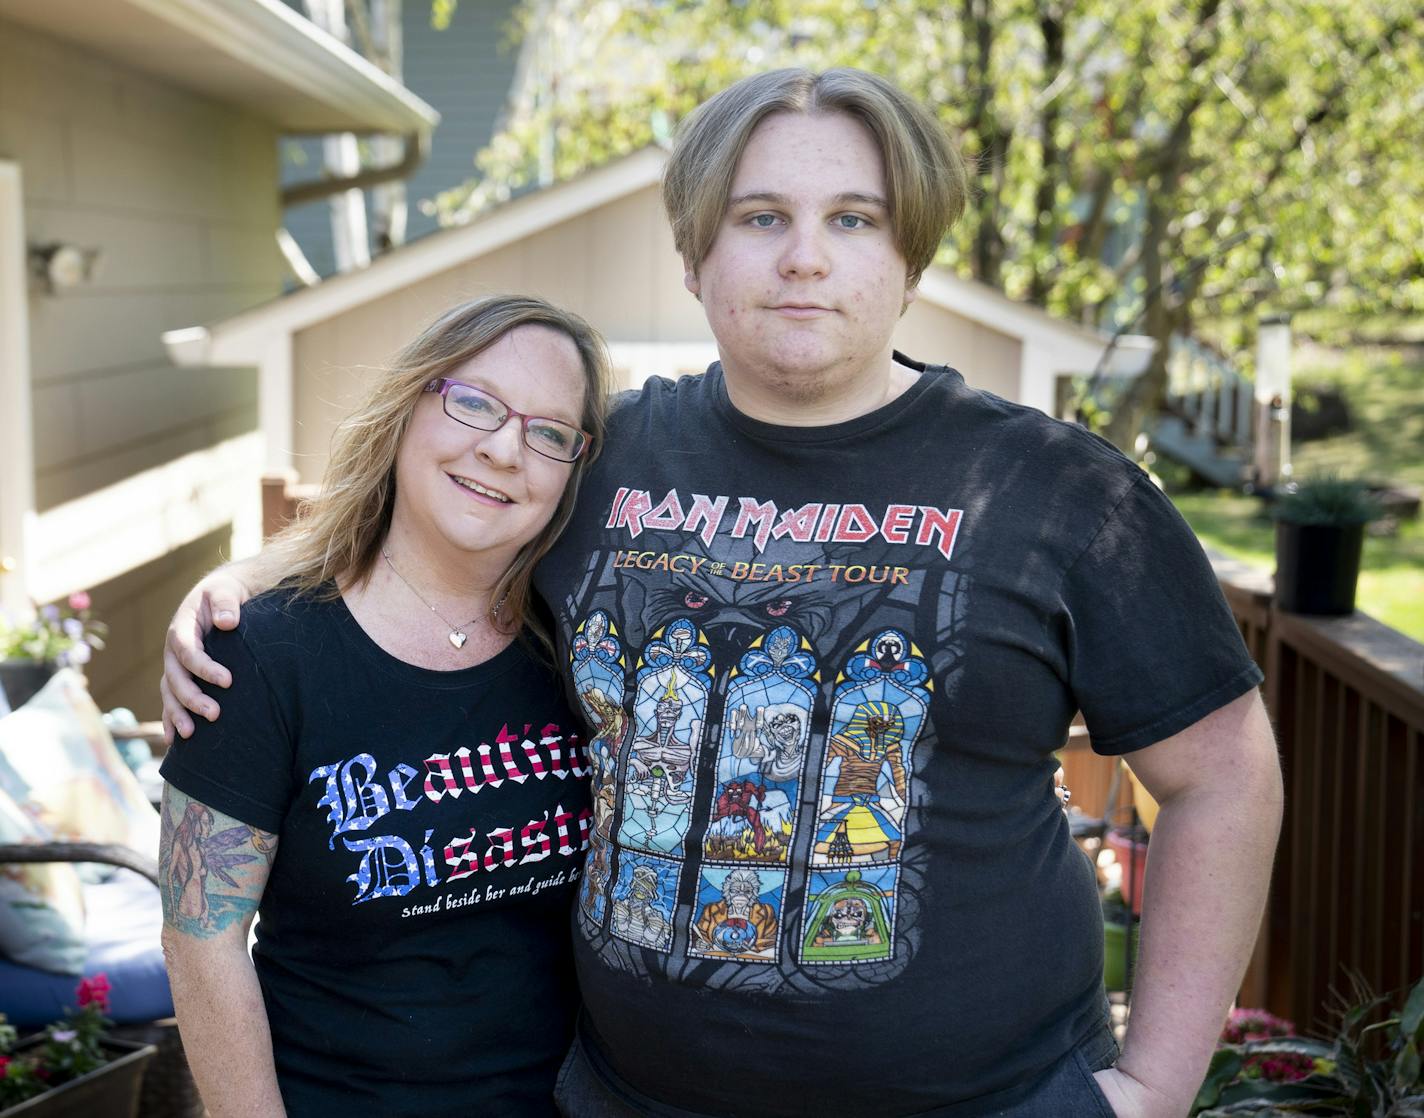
[
  {"xmin": 76, "ymin": 972, "xmax": 111, "ymax": 1011},
  {"xmin": 67, "ymin": 591, "xmax": 91, "ymax": 611},
  {"xmin": 1243, "ymin": 1050, "xmax": 1316, "ymax": 1082},
  {"xmin": 0, "ymin": 1055, "xmax": 10, "ymax": 1075}
]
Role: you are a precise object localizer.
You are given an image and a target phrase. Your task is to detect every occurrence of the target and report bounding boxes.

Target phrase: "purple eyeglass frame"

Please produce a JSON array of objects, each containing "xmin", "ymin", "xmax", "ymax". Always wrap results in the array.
[{"xmin": 423, "ymin": 377, "xmax": 593, "ymax": 462}]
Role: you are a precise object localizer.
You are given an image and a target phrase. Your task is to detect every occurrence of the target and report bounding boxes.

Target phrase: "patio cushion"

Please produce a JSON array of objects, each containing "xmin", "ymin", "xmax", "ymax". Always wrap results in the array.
[
  {"xmin": 0, "ymin": 669, "xmax": 159, "ymax": 861},
  {"xmin": 0, "ymin": 867, "xmax": 171, "ymax": 1027},
  {"xmin": 0, "ymin": 785, "xmax": 86, "ymax": 974}
]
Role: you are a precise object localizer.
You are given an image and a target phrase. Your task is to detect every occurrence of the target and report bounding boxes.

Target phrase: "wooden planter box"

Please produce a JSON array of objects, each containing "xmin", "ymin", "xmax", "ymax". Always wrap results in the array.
[{"xmin": 0, "ymin": 1037, "xmax": 156, "ymax": 1118}]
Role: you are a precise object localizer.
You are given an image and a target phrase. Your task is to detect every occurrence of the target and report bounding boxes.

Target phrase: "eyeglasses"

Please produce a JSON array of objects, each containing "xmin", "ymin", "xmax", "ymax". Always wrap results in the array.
[{"xmin": 424, "ymin": 378, "xmax": 592, "ymax": 463}]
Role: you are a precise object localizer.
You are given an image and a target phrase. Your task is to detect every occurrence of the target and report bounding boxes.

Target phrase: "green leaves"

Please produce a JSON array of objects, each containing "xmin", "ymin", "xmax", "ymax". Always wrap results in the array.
[
  {"xmin": 1402, "ymin": 976, "xmax": 1424, "ymax": 1047},
  {"xmin": 442, "ymin": 0, "xmax": 1423, "ymax": 394},
  {"xmin": 1192, "ymin": 977, "xmax": 1424, "ymax": 1116}
]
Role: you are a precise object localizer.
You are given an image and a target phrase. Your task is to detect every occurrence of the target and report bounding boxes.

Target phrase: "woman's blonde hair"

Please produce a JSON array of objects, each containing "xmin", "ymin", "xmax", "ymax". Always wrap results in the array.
[
  {"xmin": 663, "ymin": 68, "xmax": 968, "ymax": 289},
  {"xmin": 255, "ymin": 294, "xmax": 613, "ymax": 646}
]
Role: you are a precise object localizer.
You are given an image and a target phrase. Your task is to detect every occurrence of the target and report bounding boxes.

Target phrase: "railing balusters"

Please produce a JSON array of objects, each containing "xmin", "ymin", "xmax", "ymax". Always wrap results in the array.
[
  {"xmin": 1218, "ymin": 559, "xmax": 1424, "ymax": 1028},
  {"xmin": 1327, "ymin": 677, "xmax": 1346, "ymax": 989},
  {"xmin": 1408, "ymin": 728, "xmax": 1422, "ymax": 985},
  {"xmin": 1353, "ymin": 698, "xmax": 1372, "ymax": 1006}
]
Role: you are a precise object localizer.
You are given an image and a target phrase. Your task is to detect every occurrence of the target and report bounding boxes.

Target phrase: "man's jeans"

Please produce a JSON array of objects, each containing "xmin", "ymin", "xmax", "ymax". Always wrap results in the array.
[{"xmin": 554, "ymin": 1022, "xmax": 1120, "ymax": 1117}]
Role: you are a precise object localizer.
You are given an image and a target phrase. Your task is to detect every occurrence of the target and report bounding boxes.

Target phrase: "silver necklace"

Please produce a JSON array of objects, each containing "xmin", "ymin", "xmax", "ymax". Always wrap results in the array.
[{"xmin": 380, "ymin": 547, "xmax": 504, "ymax": 650}]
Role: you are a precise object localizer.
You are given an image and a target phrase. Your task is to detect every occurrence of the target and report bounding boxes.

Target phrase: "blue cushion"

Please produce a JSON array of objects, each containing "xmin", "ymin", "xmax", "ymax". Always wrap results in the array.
[{"xmin": 0, "ymin": 869, "xmax": 172, "ymax": 1027}]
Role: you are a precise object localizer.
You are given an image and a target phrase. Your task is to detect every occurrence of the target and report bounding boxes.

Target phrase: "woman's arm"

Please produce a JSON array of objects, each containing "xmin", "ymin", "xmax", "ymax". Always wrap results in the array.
[
  {"xmin": 160, "ymin": 559, "xmax": 266, "ymax": 743},
  {"xmin": 159, "ymin": 784, "xmax": 286, "ymax": 1118}
]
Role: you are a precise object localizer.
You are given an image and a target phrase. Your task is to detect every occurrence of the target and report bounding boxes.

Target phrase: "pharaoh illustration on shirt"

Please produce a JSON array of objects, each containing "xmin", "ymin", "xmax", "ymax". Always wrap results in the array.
[{"xmin": 813, "ymin": 701, "xmax": 909, "ymax": 863}]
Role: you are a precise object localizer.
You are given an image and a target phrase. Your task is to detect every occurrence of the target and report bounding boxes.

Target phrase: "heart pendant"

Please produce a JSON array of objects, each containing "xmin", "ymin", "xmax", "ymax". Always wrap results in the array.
[{"xmin": 449, "ymin": 631, "xmax": 468, "ymax": 649}]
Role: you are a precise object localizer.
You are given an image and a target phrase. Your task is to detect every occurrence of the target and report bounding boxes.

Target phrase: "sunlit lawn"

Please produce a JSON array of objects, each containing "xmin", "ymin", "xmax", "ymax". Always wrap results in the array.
[{"xmin": 1165, "ymin": 345, "xmax": 1424, "ymax": 642}]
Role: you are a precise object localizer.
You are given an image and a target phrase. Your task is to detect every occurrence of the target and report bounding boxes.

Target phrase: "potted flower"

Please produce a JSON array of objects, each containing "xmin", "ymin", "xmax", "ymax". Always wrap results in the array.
[
  {"xmin": 1271, "ymin": 475, "xmax": 1382, "ymax": 616},
  {"xmin": 0, "ymin": 975, "xmax": 155, "ymax": 1116},
  {"xmin": 1192, "ymin": 975, "xmax": 1424, "ymax": 1115},
  {"xmin": 0, "ymin": 592, "xmax": 106, "ymax": 712}
]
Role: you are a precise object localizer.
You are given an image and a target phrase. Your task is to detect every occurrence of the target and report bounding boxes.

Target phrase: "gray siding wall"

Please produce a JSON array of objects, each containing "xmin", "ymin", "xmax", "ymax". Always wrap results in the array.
[
  {"xmin": 0, "ymin": 18, "xmax": 284, "ymax": 714},
  {"xmin": 281, "ymin": 0, "xmax": 521, "ymax": 277}
]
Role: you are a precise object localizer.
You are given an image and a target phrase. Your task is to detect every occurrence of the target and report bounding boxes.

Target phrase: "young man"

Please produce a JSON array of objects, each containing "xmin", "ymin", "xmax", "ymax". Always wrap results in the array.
[{"xmin": 164, "ymin": 69, "xmax": 1281, "ymax": 1118}]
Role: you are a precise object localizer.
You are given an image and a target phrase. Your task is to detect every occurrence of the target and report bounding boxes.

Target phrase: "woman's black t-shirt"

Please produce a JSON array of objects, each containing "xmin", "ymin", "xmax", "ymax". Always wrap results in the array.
[{"xmin": 161, "ymin": 588, "xmax": 591, "ymax": 1117}]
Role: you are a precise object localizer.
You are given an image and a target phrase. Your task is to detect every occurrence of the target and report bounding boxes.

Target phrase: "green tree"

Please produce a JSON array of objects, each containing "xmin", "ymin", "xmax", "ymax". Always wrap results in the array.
[{"xmin": 435, "ymin": 0, "xmax": 1423, "ymax": 449}]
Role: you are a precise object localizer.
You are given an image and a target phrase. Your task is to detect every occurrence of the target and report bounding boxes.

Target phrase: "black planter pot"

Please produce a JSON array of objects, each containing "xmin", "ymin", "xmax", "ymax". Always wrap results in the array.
[
  {"xmin": 1274, "ymin": 521, "xmax": 1365, "ymax": 616},
  {"xmin": 0, "ymin": 660, "xmax": 57, "ymax": 712}
]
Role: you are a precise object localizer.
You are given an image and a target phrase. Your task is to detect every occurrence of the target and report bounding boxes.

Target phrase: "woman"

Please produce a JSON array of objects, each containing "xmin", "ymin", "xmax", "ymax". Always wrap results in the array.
[{"xmin": 158, "ymin": 295, "xmax": 612, "ymax": 1117}]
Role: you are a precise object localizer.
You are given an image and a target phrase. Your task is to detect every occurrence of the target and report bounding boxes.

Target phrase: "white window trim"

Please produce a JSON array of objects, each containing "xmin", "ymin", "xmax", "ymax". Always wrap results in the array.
[{"xmin": 0, "ymin": 161, "xmax": 36, "ymax": 613}]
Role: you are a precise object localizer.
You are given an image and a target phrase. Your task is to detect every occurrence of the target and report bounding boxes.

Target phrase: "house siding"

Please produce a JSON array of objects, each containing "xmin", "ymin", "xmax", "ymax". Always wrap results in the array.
[
  {"xmin": 279, "ymin": 0, "xmax": 521, "ymax": 277},
  {"xmin": 0, "ymin": 18, "xmax": 284, "ymax": 715}
]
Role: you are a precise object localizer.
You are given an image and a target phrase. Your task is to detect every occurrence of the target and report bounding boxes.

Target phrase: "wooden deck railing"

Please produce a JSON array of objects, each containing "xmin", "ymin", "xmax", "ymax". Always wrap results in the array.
[
  {"xmin": 261, "ymin": 471, "xmax": 319, "ymax": 539},
  {"xmin": 1216, "ymin": 553, "xmax": 1424, "ymax": 1029}
]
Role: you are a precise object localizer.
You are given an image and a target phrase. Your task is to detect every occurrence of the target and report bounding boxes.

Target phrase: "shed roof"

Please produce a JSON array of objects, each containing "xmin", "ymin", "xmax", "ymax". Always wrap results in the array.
[{"xmin": 165, "ymin": 144, "xmax": 1108, "ymax": 367}]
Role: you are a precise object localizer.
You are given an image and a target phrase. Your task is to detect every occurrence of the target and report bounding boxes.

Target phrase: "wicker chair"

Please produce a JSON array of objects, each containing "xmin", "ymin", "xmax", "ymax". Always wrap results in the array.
[{"xmin": 0, "ymin": 840, "xmax": 203, "ymax": 1118}]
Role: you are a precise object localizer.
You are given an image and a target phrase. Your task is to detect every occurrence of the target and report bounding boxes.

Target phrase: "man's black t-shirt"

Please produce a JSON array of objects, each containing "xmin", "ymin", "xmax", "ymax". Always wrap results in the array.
[
  {"xmin": 161, "ymin": 589, "xmax": 592, "ymax": 1117},
  {"xmin": 534, "ymin": 359, "xmax": 1263, "ymax": 1116}
]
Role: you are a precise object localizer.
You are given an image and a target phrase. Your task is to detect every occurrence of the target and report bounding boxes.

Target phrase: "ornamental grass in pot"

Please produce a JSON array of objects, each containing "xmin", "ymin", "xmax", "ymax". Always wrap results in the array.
[{"xmin": 1272, "ymin": 477, "xmax": 1382, "ymax": 617}]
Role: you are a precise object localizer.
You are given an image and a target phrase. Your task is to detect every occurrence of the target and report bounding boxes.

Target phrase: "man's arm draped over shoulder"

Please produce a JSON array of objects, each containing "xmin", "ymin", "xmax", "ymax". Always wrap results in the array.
[{"xmin": 160, "ymin": 558, "xmax": 268, "ymax": 742}]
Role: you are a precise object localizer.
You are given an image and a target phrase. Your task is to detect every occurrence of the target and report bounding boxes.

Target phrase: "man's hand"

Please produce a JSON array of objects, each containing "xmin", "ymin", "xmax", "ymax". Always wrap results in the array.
[
  {"xmin": 1093, "ymin": 1066, "xmax": 1181, "ymax": 1118},
  {"xmin": 160, "ymin": 569, "xmax": 253, "ymax": 744}
]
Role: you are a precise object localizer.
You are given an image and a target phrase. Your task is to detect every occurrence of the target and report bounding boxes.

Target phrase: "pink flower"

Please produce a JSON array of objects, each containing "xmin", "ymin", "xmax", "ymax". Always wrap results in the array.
[
  {"xmin": 1222, "ymin": 1007, "xmax": 1295, "ymax": 1044},
  {"xmin": 0, "ymin": 1055, "xmax": 10, "ymax": 1075},
  {"xmin": 76, "ymin": 972, "xmax": 110, "ymax": 1011},
  {"xmin": 67, "ymin": 591, "xmax": 91, "ymax": 611}
]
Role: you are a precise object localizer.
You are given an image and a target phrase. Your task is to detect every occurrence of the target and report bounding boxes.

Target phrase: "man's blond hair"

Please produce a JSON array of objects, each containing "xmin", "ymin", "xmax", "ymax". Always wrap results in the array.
[{"xmin": 663, "ymin": 68, "xmax": 968, "ymax": 288}]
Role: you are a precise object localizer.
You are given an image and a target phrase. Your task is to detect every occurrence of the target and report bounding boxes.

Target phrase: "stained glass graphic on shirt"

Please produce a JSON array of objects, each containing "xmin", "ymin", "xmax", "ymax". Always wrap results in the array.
[
  {"xmin": 570, "ymin": 609, "xmax": 631, "ymax": 925},
  {"xmin": 701, "ymin": 625, "xmax": 817, "ymax": 866},
  {"xmin": 554, "ymin": 521, "xmax": 961, "ymax": 990},
  {"xmin": 810, "ymin": 629, "xmax": 929, "ymax": 867},
  {"xmin": 688, "ymin": 862, "xmax": 786, "ymax": 963},
  {"xmin": 609, "ymin": 848, "xmax": 680, "ymax": 952},
  {"xmin": 616, "ymin": 618, "xmax": 714, "ymax": 858},
  {"xmin": 799, "ymin": 629, "xmax": 929, "ymax": 965}
]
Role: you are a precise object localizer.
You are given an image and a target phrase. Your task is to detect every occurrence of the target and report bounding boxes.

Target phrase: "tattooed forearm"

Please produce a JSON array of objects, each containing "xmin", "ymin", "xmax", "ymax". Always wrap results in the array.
[{"xmin": 160, "ymin": 785, "xmax": 278, "ymax": 939}]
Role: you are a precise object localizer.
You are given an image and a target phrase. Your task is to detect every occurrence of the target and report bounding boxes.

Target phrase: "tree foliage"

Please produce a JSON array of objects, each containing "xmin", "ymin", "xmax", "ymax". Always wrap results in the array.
[{"xmin": 433, "ymin": 0, "xmax": 1423, "ymax": 444}]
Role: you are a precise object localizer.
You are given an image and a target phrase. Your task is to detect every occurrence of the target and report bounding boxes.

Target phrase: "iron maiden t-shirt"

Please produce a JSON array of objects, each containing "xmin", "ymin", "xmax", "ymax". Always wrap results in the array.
[
  {"xmin": 162, "ymin": 589, "xmax": 590, "ymax": 1117},
  {"xmin": 535, "ymin": 359, "xmax": 1262, "ymax": 1115}
]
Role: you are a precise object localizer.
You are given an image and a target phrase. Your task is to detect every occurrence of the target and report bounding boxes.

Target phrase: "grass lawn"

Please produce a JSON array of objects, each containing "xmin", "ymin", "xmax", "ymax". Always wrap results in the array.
[{"xmin": 1163, "ymin": 344, "xmax": 1424, "ymax": 642}]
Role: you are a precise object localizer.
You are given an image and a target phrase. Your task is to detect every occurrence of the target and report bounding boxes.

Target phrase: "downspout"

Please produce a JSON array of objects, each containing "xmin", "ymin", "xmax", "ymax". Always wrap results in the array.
[{"xmin": 279, "ymin": 129, "xmax": 430, "ymax": 208}]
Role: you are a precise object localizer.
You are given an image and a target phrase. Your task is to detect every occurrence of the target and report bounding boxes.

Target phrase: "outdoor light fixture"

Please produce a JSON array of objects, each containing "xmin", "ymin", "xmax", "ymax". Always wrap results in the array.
[{"xmin": 27, "ymin": 241, "xmax": 102, "ymax": 294}]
